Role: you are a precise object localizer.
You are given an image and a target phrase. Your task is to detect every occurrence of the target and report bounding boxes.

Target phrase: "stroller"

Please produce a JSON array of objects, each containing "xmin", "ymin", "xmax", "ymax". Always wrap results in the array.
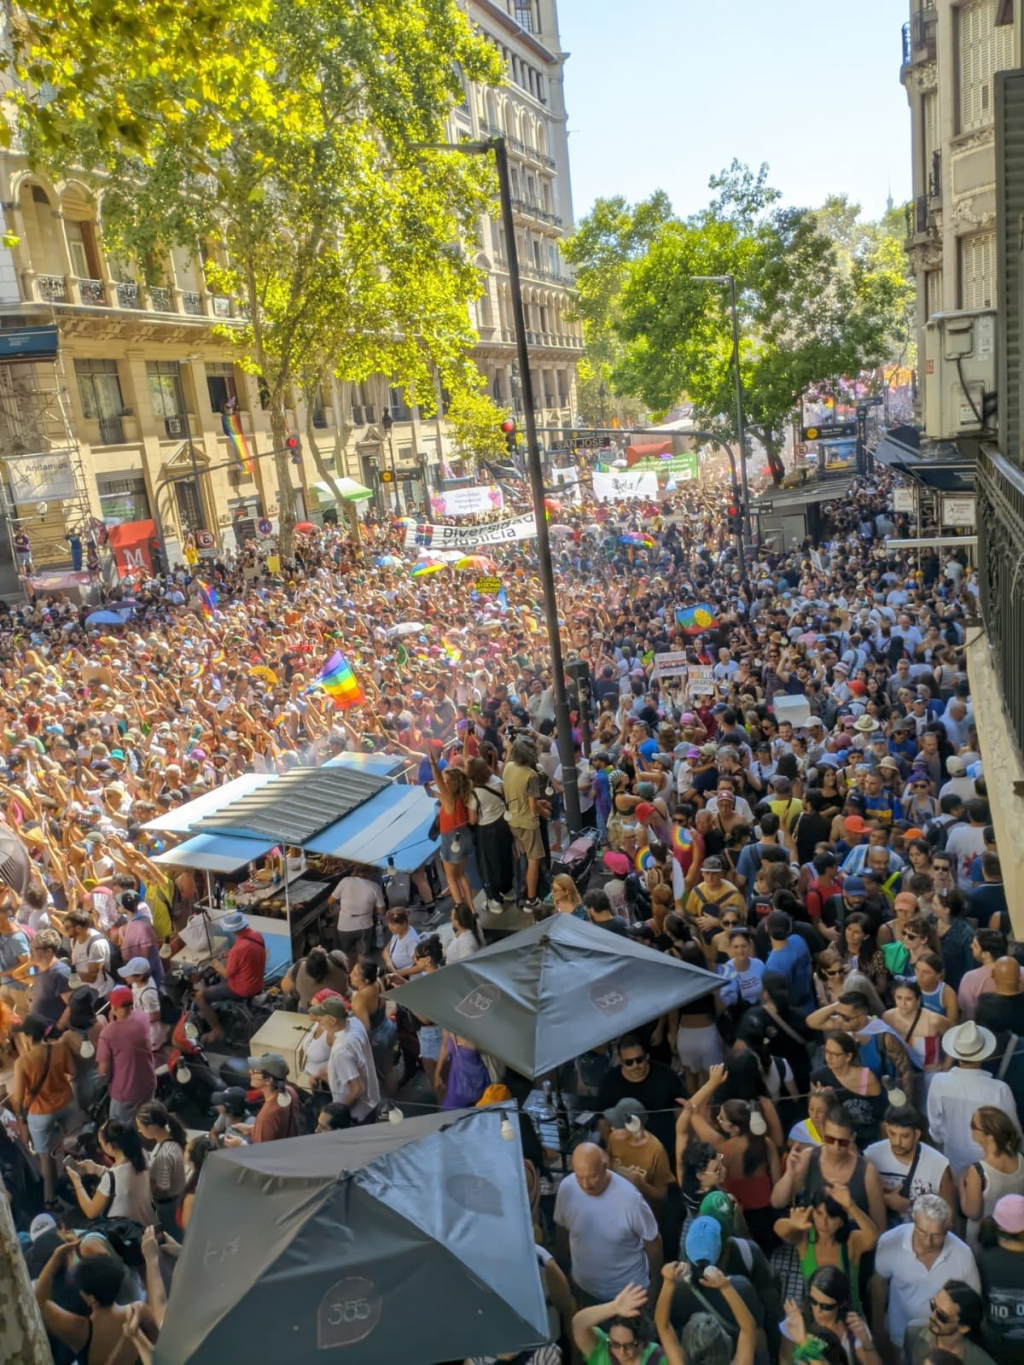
[{"xmin": 550, "ymin": 827, "xmax": 600, "ymax": 892}]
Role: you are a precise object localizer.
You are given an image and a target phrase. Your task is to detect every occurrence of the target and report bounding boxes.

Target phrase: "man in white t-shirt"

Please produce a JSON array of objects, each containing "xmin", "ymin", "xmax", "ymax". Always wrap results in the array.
[
  {"xmin": 330, "ymin": 873, "xmax": 384, "ymax": 958},
  {"xmin": 65, "ymin": 909, "xmax": 114, "ymax": 999},
  {"xmin": 554, "ymin": 1142, "xmax": 661, "ymax": 1302},
  {"xmin": 943, "ymin": 799, "xmax": 990, "ymax": 893},
  {"xmin": 864, "ymin": 1104, "xmax": 953, "ymax": 1227},
  {"xmin": 310, "ymin": 996, "xmax": 380, "ymax": 1121}
]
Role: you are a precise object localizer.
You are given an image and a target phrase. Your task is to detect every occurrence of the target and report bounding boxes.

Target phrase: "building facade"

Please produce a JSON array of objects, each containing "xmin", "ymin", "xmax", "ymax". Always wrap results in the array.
[
  {"xmin": 901, "ymin": 0, "xmax": 1020, "ymax": 417},
  {"xmin": 0, "ymin": 0, "xmax": 580, "ymax": 592}
]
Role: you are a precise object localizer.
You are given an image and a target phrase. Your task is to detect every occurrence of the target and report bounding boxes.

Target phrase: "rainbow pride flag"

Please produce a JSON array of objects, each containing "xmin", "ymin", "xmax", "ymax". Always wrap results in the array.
[
  {"xmin": 198, "ymin": 583, "xmax": 218, "ymax": 621},
  {"xmin": 308, "ymin": 650, "xmax": 365, "ymax": 710},
  {"xmin": 221, "ymin": 410, "xmax": 256, "ymax": 480}
]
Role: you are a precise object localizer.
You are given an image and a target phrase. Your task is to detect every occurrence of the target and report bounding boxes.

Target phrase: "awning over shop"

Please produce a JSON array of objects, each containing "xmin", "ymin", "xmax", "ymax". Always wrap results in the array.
[
  {"xmin": 152, "ymin": 831, "xmax": 275, "ymax": 873},
  {"xmin": 142, "ymin": 774, "xmax": 277, "ymax": 834},
  {"xmin": 310, "ymin": 477, "xmax": 373, "ymax": 503},
  {"xmin": 873, "ymin": 426, "xmax": 974, "ymax": 492},
  {"xmin": 195, "ymin": 766, "xmax": 390, "ymax": 845}
]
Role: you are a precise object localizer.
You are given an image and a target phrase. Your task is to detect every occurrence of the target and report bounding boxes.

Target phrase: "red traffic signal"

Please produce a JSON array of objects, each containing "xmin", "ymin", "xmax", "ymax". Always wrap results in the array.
[
  {"xmin": 285, "ymin": 434, "xmax": 300, "ymax": 463},
  {"xmin": 726, "ymin": 503, "xmax": 742, "ymax": 535},
  {"xmin": 500, "ymin": 417, "xmax": 517, "ymax": 452}
]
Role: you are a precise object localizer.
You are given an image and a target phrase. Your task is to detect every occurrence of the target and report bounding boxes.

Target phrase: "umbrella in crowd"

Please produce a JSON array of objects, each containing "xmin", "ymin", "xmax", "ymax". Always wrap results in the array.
[
  {"xmin": 294, "ymin": 521, "xmax": 316, "ymax": 533},
  {"xmin": 410, "ymin": 559, "xmax": 446, "ymax": 578},
  {"xmin": 548, "ymin": 524, "xmax": 574, "ymax": 536},
  {"xmin": 153, "ymin": 1108, "xmax": 548, "ymax": 1365},
  {"xmin": 84, "ymin": 610, "xmax": 127, "ymax": 626},
  {"xmin": 393, "ymin": 515, "xmax": 417, "ymax": 527},
  {"xmin": 388, "ymin": 913, "xmax": 721, "ymax": 1079},
  {"xmin": 454, "ymin": 554, "xmax": 497, "ymax": 573},
  {"xmin": 374, "ymin": 555, "xmax": 403, "ymax": 569},
  {"xmin": 384, "ymin": 621, "xmax": 425, "ymax": 638}
]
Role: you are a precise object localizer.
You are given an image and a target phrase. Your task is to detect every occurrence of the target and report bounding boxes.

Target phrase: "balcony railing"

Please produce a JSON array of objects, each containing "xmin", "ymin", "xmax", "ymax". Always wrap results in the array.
[
  {"xmin": 181, "ymin": 291, "xmax": 204, "ymax": 315},
  {"xmin": 116, "ymin": 281, "xmax": 141, "ymax": 309},
  {"xmin": 351, "ymin": 405, "xmax": 374, "ymax": 425},
  {"xmin": 97, "ymin": 414, "xmax": 125, "ymax": 445},
  {"xmin": 149, "ymin": 287, "xmax": 173, "ymax": 312},
  {"xmin": 977, "ymin": 446, "xmax": 1024, "ymax": 751},
  {"xmin": 79, "ymin": 278, "xmax": 105, "ymax": 304},
  {"xmin": 902, "ymin": 6, "xmax": 937, "ymax": 69},
  {"xmin": 38, "ymin": 274, "xmax": 67, "ymax": 303},
  {"xmin": 905, "ymin": 194, "xmax": 931, "ymax": 239},
  {"xmin": 510, "ymin": 197, "xmax": 563, "ymax": 227}
]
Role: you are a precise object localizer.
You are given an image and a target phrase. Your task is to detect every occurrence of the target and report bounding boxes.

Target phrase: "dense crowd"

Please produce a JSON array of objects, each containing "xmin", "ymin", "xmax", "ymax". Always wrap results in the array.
[{"xmin": 0, "ymin": 467, "xmax": 1021, "ymax": 1365}]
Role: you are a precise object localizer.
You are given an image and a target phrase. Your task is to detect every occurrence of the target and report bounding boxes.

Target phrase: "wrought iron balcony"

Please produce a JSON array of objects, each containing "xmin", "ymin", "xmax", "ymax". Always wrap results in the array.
[
  {"xmin": 181, "ymin": 291, "xmax": 204, "ymax": 316},
  {"xmin": 928, "ymin": 150, "xmax": 942, "ymax": 203},
  {"xmin": 116, "ymin": 281, "xmax": 141, "ymax": 309},
  {"xmin": 97, "ymin": 415, "xmax": 125, "ymax": 445},
  {"xmin": 510, "ymin": 197, "xmax": 563, "ymax": 227},
  {"xmin": 79, "ymin": 279, "xmax": 105, "ymax": 305},
  {"xmin": 38, "ymin": 274, "xmax": 67, "ymax": 303},
  {"xmin": 977, "ymin": 446, "xmax": 1024, "ymax": 751},
  {"xmin": 905, "ymin": 194, "xmax": 932, "ymax": 241},
  {"xmin": 902, "ymin": 6, "xmax": 937, "ymax": 69},
  {"xmin": 149, "ymin": 287, "xmax": 173, "ymax": 312}
]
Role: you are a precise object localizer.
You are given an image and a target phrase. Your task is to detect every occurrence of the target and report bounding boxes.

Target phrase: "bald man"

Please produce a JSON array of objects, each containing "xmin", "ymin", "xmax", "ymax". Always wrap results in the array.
[
  {"xmin": 553, "ymin": 1142, "xmax": 661, "ymax": 1305},
  {"xmin": 975, "ymin": 956, "xmax": 1024, "ymax": 1044}
]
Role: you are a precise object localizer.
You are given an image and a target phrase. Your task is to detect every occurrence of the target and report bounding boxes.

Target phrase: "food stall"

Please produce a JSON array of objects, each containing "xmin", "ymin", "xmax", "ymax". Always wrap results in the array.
[{"xmin": 145, "ymin": 764, "xmax": 439, "ymax": 970}]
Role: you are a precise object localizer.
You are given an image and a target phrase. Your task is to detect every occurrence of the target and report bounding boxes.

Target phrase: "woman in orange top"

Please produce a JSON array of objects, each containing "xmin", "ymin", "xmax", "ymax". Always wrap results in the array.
[
  {"xmin": 10, "ymin": 1014, "xmax": 76, "ymax": 1204},
  {"xmin": 428, "ymin": 749, "xmax": 477, "ymax": 908}
]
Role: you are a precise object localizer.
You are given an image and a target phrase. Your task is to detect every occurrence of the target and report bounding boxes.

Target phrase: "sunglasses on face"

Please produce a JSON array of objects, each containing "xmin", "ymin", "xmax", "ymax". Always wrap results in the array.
[
  {"xmin": 930, "ymin": 1299, "xmax": 954, "ymax": 1325},
  {"xmin": 823, "ymin": 1133, "xmax": 852, "ymax": 1147},
  {"xmin": 621, "ymin": 1054, "xmax": 647, "ymax": 1068},
  {"xmin": 809, "ymin": 1294, "xmax": 838, "ymax": 1311}
]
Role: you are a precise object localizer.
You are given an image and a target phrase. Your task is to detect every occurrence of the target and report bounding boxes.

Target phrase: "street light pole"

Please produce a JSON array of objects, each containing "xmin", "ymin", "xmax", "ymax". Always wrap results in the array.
[
  {"xmin": 380, "ymin": 409, "xmax": 399, "ymax": 512},
  {"xmin": 411, "ymin": 135, "xmax": 582, "ymax": 835}
]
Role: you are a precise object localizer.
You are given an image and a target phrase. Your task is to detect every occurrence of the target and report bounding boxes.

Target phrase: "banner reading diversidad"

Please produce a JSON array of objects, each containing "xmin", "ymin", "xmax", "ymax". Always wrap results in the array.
[{"xmin": 405, "ymin": 514, "xmax": 538, "ymax": 551}]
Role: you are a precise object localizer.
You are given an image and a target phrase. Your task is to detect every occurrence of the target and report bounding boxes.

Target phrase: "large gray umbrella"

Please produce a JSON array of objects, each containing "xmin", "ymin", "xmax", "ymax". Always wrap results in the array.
[
  {"xmin": 153, "ymin": 1108, "xmax": 547, "ymax": 1365},
  {"xmin": 390, "ymin": 912, "xmax": 721, "ymax": 1078}
]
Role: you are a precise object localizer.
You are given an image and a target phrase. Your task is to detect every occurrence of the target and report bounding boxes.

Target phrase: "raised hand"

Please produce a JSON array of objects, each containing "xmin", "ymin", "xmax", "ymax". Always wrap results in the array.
[{"xmin": 611, "ymin": 1283, "xmax": 648, "ymax": 1317}]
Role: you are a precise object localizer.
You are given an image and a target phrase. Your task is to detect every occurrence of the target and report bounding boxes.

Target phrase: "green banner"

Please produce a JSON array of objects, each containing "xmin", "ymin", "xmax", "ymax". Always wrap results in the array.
[{"xmin": 629, "ymin": 452, "xmax": 699, "ymax": 479}]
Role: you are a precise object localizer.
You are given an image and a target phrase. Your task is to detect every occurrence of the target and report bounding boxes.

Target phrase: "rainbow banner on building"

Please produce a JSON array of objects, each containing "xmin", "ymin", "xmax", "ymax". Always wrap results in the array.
[
  {"xmin": 221, "ymin": 410, "xmax": 256, "ymax": 480},
  {"xmin": 308, "ymin": 650, "xmax": 365, "ymax": 710}
]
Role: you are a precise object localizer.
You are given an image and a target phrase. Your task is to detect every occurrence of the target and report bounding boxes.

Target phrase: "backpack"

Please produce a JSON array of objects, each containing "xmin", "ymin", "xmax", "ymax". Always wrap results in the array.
[{"xmin": 157, "ymin": 989, "xmax": 180, "ymax": 1028}]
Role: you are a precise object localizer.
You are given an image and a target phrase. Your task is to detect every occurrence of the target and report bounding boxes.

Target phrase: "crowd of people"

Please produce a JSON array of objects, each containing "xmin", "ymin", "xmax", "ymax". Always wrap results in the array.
[{"xmin": 0, "ymin": 463, "xmax": 1021, "ymax": 1365}]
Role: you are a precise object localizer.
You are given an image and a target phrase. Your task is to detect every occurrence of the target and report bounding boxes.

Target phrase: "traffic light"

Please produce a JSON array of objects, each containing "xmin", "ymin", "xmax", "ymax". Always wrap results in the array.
[
  {"xmin": 500, "ymin": 417, "xmax": 517, "ymax": 453},
  {"xmin": 285, "ymin": 434, "xmax": 300, "ymax": 464},
  {"xmin": 726, "ymin": 502, "xmax": 743, "ymax": 536}
]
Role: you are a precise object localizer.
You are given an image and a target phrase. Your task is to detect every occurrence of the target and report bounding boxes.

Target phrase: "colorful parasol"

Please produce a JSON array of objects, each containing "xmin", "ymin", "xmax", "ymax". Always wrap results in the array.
[{"xmin": 455, "ymin": 555, "xmax": 498, "ymax": 573}]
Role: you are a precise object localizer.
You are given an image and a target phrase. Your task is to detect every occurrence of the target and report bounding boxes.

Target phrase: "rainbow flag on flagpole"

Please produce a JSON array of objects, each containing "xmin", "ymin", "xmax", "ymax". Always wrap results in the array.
[
  {"xmin": 221, "ymin": 410, "xmax": 256, "ymax": 480},
  {"xmin": 308, "ymin": 650, "xmax": 365, "ymax": 710}
]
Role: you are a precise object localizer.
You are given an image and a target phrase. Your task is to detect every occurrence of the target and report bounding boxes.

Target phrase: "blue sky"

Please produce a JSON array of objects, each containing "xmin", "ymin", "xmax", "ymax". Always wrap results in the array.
[{"xmin": 556, "ymin": 0, "xmax": 911, "ymax": 226}]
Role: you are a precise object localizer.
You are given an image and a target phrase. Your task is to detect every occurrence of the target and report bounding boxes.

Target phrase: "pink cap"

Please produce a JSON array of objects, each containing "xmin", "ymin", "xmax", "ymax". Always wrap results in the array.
[{"xmin": 994, "ymin": 1193, "xmax": 1024, "ymax": 1234}]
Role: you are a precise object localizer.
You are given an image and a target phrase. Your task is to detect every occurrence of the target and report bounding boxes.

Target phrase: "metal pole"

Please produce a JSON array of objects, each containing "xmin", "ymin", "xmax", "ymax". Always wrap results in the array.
[
  {"xmin": 493, "ymin": 137, "xmax": 582, "ymax": 836},
  {"xmin": 728, "ymin": 274, "xmax": 750, "ymax": 526},
  {"xmin": 387, "ymin": 428, "xmax": 399, "ymax": 512}
]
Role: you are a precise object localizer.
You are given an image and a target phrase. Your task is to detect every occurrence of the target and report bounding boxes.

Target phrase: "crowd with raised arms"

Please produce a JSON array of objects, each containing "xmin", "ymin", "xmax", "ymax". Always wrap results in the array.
[{"xmin": 0, "ymin": 466, "xmax": 1021, "ymax": 1365}]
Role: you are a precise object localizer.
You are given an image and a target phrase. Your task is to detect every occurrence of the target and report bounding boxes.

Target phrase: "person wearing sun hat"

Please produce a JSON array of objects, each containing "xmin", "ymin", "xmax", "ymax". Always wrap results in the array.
[{"xmin": 927, "ymin": 1021, "xmax": 1019, "ymax": 1175}]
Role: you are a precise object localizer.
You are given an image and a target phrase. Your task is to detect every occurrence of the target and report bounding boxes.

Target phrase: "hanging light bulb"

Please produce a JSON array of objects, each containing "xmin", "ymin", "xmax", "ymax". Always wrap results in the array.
[
  {"xmin": 387, "ymin": 1105, "xmax": 404, "ymax": 1125},
  {"xmin": 176, "ymin": 1065, "xmax": 191, "ymax": 1084}
]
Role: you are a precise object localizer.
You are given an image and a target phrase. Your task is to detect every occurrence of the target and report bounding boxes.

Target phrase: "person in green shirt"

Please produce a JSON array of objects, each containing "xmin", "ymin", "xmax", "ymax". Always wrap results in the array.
[{"xmin": 572, "ymin": 1284, "xmax": 664, "ymax": 1365}]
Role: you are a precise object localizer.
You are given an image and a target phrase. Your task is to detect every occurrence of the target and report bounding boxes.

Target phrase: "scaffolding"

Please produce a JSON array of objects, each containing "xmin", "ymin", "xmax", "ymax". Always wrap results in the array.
[{"xmin": 0, "ymin": 328, "xmax": 95, "ymax": 587}]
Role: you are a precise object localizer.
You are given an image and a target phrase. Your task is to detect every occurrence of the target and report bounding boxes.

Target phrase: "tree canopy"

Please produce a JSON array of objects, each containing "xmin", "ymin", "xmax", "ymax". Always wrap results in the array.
[
  {"xmin": 565, "ymin": 164, "xmax": 914, "ymax": 478},
  {"xmin": 6, "ymin": 0, "xmax": 505, "ymax": 544}
]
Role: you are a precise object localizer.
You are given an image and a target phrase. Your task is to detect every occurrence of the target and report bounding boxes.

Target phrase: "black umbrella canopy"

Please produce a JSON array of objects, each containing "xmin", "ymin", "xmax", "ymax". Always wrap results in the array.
[
  {"xmin": 153, "ymin": 1108, "xmax": 547, "ymax": 1365},
  {"xmin": 389, "ymin": 913, "xmax": 721, "ymax": 1078}
]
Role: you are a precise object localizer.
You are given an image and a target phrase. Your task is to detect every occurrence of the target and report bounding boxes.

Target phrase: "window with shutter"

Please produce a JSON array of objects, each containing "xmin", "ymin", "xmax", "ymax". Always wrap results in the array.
[
  {"xmin": 959, "ymin": 0, "xmax": 1016, "ymax": 132},
  {"xmin": 923, "ymin": 91, "xmax": 939, "ymax": 162},
  {"xmin": 926, "ymin": 269, "xmax": 944, "ymax": 319},
  {"xmin": 960, "ymin": 232, "xmax": 996, "ymax": 309}
]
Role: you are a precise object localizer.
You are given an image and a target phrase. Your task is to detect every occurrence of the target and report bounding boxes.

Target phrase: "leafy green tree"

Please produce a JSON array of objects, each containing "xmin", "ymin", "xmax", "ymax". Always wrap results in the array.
[
  {"xmin": 568, "ymin": 163, "xmax": 913, "ymax": 483},
  {"xmin": 9, "ymin": 0, "xmax": 501, "ymax": 548}
]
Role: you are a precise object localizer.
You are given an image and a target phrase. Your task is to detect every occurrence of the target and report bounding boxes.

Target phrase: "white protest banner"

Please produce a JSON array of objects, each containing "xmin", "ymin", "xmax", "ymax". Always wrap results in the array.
[
  {"xmin": 654, "ymin": 651, "xmax": 689, "ymax": 678},
  {"xmin": 687, "ymin": 664, "xmax": 716, "ymax": 698},
  {"xmin": 429, "ymin": 484, "xmax": 504, "ymax": 518},
  {"xmin": 809, "ymin": 550, "xmax": 824, "ymax": 573},
  {"xmin": 6, "ymin": 451, "xmax": 76, "ymax": 502},
  {"xmin": 592, "ymin": 469, "xmax": 658, "ymax": 502},
  {"xmin": 893, "ymin": 488, "xmax": 915, "ymax": 513},
  {"xmin": 404, "ymin": 514, "xmax": 537, "ymax": 552}
]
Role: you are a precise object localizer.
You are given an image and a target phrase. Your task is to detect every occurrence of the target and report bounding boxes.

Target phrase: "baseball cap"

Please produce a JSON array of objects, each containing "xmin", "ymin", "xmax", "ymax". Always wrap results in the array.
[
  {"xmin": 702, "ymin": 855, "xmax": 724, "ymax": 872},
  {"xmin": 946, "ymin": 756, "xmax": 966, "ymax": 775},
  {"xmin": 843, "ymin": 876, "xmax": 866, "ymax": 896},
  {"xmin": 684, "ymin": 1215, "xmax": 723, "ymax": 1267},
  {"xmin": 634, "ymin": 802, "xmax": 655, "ymax": 823},
  {"xmin": 603, "ymin": 1098, "xmax": 648, "ymax": 1130},
  {"xmin": 246, "ymin": 1052, "xmax": 290, "ymax": 1079},
  {"xmin": 843, "ymin": 815, "xmax": 868, "ymax": 835},
  {"xmin": 993, "ymin": 1193, "xmax": 1024, "ymax": 1235},
  {"xmin": 210, "ymin": 1086, "xmax": 249, "ymax": 1115},
  {"xmin": 118, "ymin": 957, "xmax": 151, "ymax": 979},
  {"xmin": 108, "ymin": 986, "xmax": 133, "ymax": 1008},
  {"xmin": 308, "ymin": 997, "xmax": 350, "ymax": 1021},
  {"xmin": 698, "ymin": 1190, "xmax": 736, "ymax": 1234}
]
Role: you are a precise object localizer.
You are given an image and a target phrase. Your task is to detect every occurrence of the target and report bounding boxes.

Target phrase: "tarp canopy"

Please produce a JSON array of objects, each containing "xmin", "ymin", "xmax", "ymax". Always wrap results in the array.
[
  {"xmin": 388, "ymin": 913, "xmax": 722, "ymax": 1078},
  {"xmin": 153, "ymin": 1108, "xmax": 547, "ymax": 1365},
  {"xmin": 141, "ymin": 774, "xmax": 276, "ymax": 834},
  {"xmin": 305, "ymin": 784, "xmax": 438, "ymax": 873},
  {"xmin": 310, "ymin": 476, "xmax": 374, "ymax": 502},
  {"xmin": 151, "ymin": 831, "xmax": 274, "ymax": 873}
]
